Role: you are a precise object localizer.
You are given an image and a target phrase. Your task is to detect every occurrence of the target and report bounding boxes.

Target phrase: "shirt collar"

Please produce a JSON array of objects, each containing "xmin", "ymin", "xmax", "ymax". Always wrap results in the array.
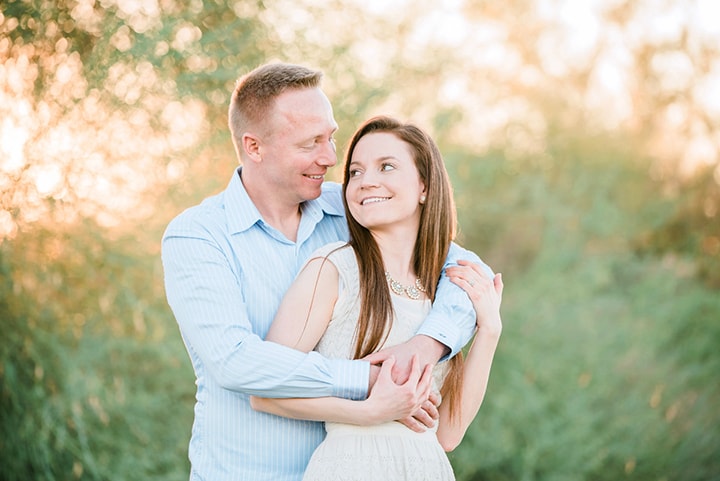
[{"xmin": 225, "ymin": 167, "xmax": 344, "ymax": 235}]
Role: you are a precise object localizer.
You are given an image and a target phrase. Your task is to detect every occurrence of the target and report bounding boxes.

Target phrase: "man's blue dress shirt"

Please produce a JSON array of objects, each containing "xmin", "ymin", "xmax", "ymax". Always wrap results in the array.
[{"xmin": 162, "ymin": 168, "xmax": 484, "ymax": 481}]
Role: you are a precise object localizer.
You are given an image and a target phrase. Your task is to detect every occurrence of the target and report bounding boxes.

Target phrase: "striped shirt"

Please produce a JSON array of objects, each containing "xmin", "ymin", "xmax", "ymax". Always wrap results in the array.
[{"xmin": 161, "ymin": 168, "xmax": 484, "ymax": 481}]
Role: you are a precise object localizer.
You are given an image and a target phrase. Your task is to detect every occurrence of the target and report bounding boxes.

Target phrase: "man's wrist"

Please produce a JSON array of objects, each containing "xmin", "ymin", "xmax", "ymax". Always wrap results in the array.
[
  {"xmin": 367, "ymin": 363, "xmax": 380, "ymax": 393},
  {"xmin": 413, "ymin": 334, "xmax": 450, "ymax": 363}
]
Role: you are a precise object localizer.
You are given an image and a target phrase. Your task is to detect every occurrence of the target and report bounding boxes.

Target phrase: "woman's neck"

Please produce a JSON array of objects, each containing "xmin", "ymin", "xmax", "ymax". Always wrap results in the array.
[{"xmin": 372, "ymin": 228, "xmax": 418, "ymax": 284}]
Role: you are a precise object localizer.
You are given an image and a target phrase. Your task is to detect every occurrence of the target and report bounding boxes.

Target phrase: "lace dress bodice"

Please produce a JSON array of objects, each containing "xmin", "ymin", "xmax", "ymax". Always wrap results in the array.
[
  {"xmin": 299, "ymin": 242, "xmax": 456, "ymax": 481},
  {"xmin": 308, "ymin": 242, "xmax": 448, "ymax": 394}
]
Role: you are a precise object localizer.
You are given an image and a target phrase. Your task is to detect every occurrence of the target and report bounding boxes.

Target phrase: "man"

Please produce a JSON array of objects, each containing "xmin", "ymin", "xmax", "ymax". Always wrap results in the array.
[{"xmin": 162, "ymin": 62, "xmax": 482, "ymax": 481}]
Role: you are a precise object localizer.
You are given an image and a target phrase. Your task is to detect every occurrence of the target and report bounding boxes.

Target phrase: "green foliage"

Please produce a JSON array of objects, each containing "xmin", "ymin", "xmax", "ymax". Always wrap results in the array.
[
  {"xmin": 451, "ymin": 249, "xmax": 720, "ymax": 481},
  {"xmin": 635, "ymin": 166, "xmax": 720, "ymax": 288},
  {"xmin": 1, "ymin": 251, "xmax": 76, "ymax": 481},
  {"xmin": 447, "ymin": 132, "xmax": 720, "ymax": 481},
  {"xmin": 0, "ymin": 221, "xmax": 193, "ymax": 481}
]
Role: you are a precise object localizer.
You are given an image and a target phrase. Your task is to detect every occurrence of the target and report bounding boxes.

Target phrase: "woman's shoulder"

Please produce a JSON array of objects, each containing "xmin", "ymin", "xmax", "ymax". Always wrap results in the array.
[{"xmin": 309, "ymin": 241, "xmax": 354, "ymax": 264}]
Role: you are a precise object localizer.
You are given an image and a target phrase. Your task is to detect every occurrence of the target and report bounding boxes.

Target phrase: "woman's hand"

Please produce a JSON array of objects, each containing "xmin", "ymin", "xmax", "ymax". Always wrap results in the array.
[
  {"xmin": 446, "ymin": 260, "xmax": 503, "ymax": 337},
  {"xmin": 362, "ymin": 355, "xmax": 433, "ymax": 426}
]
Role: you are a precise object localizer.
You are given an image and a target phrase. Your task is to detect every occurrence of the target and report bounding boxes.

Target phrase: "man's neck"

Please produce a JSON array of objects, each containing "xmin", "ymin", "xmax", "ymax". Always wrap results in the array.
[{"xmin": 240, "ymin": 168, "xmax": 302, "ymax": 242}]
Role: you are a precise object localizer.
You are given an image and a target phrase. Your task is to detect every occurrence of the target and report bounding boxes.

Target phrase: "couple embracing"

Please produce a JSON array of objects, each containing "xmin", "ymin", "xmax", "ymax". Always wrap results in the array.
[{"xmin": 162, "ymin": 62, "xmax": 503, "ymax": 481}]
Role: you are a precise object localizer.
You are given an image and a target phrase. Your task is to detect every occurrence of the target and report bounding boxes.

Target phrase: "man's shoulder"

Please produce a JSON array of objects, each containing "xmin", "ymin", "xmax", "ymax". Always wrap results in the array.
[
  {"xmin": 320, "ymin": 181, "xmax": 343, "ymax": 200},
  {"xmin": 321, "ymin": 181, "xmax": 342, "ymax": 194},
  {"xmin": 317, "ymin": 181, "xmax": 344, "ymax": 213},
  {"xmin": 164, "ymin": 192, "xmax": 226, "ymax": 238},
  {"xmin": 448, "ymin": 242, "xmax": 494, "ymax": 276}
]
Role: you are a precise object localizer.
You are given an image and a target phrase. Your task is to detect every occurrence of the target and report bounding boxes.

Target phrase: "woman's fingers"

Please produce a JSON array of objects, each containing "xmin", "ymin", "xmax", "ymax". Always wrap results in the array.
[
  {"xmin": 494, "ymin": 273, "xmax": 504, "ymax": 297},
  {"xmin": 446, "ymin": 260, "xmax": 494, "ymax": 292}
]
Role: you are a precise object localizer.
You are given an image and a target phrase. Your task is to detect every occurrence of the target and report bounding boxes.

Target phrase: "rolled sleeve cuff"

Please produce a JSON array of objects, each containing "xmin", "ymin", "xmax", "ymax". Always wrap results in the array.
[
  {"xmin": 329, "ymin": 359, "xmax": 370, "ymax": 400},
  {"xmin": 416, "ymin": 310, "xmax": 472, "ymax": 361}
]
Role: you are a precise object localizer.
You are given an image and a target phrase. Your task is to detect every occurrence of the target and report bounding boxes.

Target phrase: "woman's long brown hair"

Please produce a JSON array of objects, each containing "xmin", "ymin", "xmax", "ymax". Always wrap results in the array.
[{"xmin": 341, "ymin": 116, "xmax": 465, "ymax": 421}]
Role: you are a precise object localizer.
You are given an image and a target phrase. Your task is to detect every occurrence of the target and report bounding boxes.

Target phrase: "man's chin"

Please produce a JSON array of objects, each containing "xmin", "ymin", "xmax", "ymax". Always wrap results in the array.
[{"xmin": 300, "ymin": 189, "xmax": 323, "ymax": 203}]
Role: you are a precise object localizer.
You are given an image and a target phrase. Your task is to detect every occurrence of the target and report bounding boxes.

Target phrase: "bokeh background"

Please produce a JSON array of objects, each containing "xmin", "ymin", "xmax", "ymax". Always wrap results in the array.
[{"xmin": 1, "ymin": 0, "xmax": 719, "ymax": 480}]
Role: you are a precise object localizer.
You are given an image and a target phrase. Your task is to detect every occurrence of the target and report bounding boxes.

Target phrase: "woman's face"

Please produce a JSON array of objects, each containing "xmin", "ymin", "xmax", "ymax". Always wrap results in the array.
[{"xmin": 345, "ymin": 132, "xmax": 426, "ymax": 234}]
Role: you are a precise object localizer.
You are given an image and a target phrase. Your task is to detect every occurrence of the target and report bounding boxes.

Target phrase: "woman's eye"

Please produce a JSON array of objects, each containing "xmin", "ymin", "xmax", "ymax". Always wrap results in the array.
[
  {"xmin": 380, "ymin": 163, "xmax": 395, "ymax": 172},
  {"xmin": 349, "ymin": 169, "xmax": 361, "ymax": 177}
]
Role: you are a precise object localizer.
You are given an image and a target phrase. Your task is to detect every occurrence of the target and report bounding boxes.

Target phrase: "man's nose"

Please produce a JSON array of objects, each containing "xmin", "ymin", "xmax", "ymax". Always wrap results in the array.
[{"xmin": 317, "ymin": 140, "xmax": 337, "ymax": 166}]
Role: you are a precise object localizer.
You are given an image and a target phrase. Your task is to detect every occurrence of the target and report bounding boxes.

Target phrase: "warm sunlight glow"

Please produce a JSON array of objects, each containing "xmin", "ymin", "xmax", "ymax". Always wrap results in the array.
[
  {"xmin": 2, "ymin": 0, "xmax": 719, "ymax": 243},
  {"xmin": 0, "ymin": 43, "xmax": 207, "ymax": 238},
  {"xmin": 0, "ymin": 116, "xmax": 28, "ymax": 173},
  {"xmin": 352, "ymin": 0, "xmax": 719, "ymax": 175}
]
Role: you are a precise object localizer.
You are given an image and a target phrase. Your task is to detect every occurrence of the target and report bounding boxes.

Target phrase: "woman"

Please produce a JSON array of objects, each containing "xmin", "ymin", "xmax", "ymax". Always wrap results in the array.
[{"xmin": 251, "ymin": 116, "xmax": 503, "ymax": 480}]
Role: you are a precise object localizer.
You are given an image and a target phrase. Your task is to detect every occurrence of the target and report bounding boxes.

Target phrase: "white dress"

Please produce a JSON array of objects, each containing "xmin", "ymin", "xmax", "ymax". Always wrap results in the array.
[{"xmin": 301, "ymin": 242, "xmax": 455, "ymax": 481}]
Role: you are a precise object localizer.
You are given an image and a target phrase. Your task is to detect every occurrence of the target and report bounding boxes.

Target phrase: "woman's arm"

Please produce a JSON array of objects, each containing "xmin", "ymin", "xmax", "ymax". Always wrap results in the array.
[
  {"xmin": 435, "ymin": 325, "xmax": 500, "ymax": 451},
  {"xmin": 436, "ymin": 262, "xmax": 503, "ymax": 451},
  {"xmin": 263, "ymin": 256, "xmax": 339, "ymax": 351}
]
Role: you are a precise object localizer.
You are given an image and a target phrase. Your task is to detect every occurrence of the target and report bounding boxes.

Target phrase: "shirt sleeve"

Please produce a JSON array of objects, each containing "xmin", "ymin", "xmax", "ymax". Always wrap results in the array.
[
  {"xmin": 415, "ymin": 242, "xmax": 494, "ymax": 360},
  {"xmin": 161, "ymin": 222, "xmax": 369, "ymax": 401}
]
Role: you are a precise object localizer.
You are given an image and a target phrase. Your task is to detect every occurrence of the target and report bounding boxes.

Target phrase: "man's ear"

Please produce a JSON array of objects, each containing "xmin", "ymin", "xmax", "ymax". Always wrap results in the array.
[{"xmin": 242, "ymin": 133, "xmax": 263, "ymax": 163}]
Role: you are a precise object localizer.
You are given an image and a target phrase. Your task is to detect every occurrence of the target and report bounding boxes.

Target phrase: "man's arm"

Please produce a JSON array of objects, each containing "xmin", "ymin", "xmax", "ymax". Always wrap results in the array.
[
  {"xmin": 417, "ymin": 242, "xmax": 493, "ymax": 358},
  {"xmin": 365, "ymin": 243, "xmax": 493, "ymax": 373},
  {"xmin": 162, "ymin": 223, "xmax": 368, "ymax": 400},
  {"xmin": 250, "ymin": 356, "xmax": 433, "ymax": 427}
]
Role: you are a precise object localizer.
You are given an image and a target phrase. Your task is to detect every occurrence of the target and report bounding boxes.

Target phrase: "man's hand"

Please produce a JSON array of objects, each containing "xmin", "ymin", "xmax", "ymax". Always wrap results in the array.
[{"xmin": 364, "ymin": 335, "xmax": 448, "ymax": 384}]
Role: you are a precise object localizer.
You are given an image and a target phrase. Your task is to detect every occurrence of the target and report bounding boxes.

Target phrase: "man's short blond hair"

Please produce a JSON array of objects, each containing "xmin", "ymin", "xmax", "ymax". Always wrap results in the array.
[{"xmin": 228, "ymin": 63, "xmax": 323, "ymax": 155}]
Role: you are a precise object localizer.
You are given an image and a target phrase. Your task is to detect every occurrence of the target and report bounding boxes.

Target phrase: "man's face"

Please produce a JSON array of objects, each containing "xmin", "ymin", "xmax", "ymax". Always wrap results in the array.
[{"xmin": 257, "ymin": 87, "xmax": 339, "ymax": 203}]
